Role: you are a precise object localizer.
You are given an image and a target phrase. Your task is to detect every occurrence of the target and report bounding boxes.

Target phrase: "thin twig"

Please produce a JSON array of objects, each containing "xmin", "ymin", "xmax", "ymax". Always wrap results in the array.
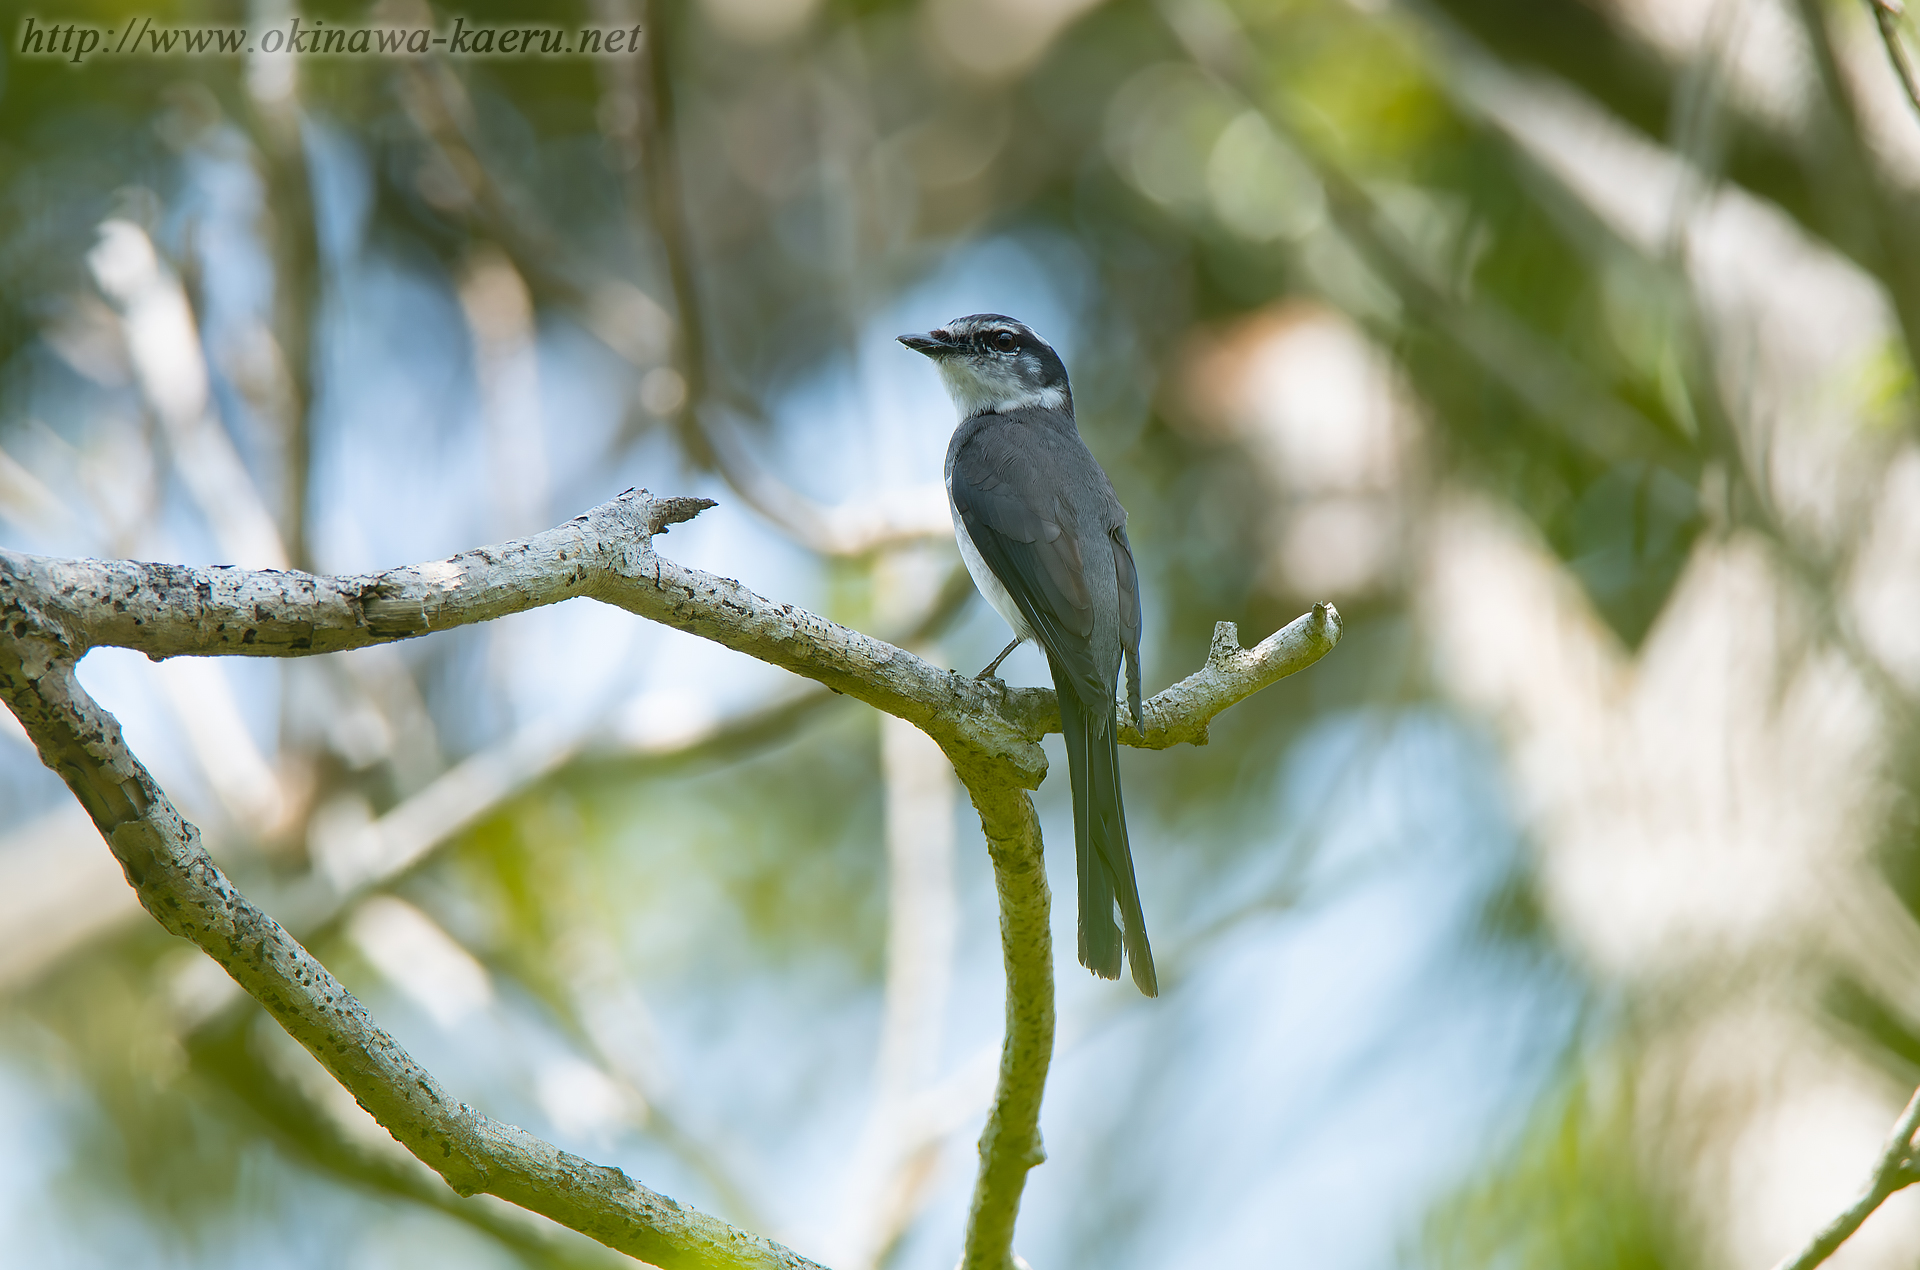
[
  {"xmin": 637, "ymin": 0, "xmax": 716, "ymax": 469},
  {"xmin": 624, "ymin": 2, "xmax": 943, "ymax": 556},
  {"xmin": 240, "ymin": 76, "xmax": 319, "ymax": 573},
  {"xmin": 394, "ymin": 16, "xmax": 942, "ymax": 558},
  {"xmin": 1791, "ymin": 0, "xmax": 1920, "ymax": 407},
  {"xmin": 1869, "ymin": 0, "xmax": 1920, "ymax": 125},
  {"xmin": 1773, "ymin": 1084, "xmax": 1920, "ymax": 1270}
]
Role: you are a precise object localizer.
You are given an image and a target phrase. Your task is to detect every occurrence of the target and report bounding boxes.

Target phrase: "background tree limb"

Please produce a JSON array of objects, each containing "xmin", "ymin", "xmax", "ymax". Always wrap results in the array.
[{"xmin": 1772, "ymin": 1084, "xmax": 1920, "ymax": 1270}]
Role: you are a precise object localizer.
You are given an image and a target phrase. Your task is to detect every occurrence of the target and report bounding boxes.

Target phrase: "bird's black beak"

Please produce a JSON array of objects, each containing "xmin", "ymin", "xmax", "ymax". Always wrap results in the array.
[{"xmin": 898, "ymin": 330, "xmax": 957, "ymax": 356}]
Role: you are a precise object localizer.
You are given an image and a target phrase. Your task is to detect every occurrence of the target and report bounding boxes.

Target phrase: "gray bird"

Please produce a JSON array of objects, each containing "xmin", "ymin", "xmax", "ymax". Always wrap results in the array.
[{"xmin": 900, "ymin": 314, "xmax": 1156, "ymax": 996}]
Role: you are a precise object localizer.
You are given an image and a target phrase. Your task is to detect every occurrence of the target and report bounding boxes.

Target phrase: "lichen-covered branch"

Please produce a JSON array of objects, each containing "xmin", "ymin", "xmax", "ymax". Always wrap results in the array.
[
  {"xmin": 0, "ymin": 488, "xmax": 1340, "ymax": 778},
  {"xmin": 943, "ymin": 618, "xmax": 1339, "ymax": 1269},
  {"xmin": 0, "ymin": 592, "xmax": 822, "ymax": 1270},
  {"xmin": 0, "ymin": 492, "xmax": 713, "ymax": 660},
  {"xmin": 0, "ymin": 489, "xmax": 1045, "ymax": 784},
  {"xmin": 1773, "ymin": 1084, "xmax": 1920, "ymax": 1270},
  {"xmin": 988, "ymin": 606, "xmax": 1344, "ymax": 749},
  {"xmin": 950, "ymin": 781, "xmax": 1051, "ymax": 1270},
  {"xmin": 0, "ymin": 488, "xmax": 1342, "ymax": 1270}
]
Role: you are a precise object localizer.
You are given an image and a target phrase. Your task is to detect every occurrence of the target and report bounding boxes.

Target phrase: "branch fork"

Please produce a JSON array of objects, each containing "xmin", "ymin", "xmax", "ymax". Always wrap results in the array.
[{"xmin": 0, "ymin": 489, "xmax": 1342, "ymax": 1269}]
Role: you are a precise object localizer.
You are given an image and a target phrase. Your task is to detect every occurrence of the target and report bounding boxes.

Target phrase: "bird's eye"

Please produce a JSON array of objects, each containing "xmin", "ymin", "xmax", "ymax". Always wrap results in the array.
[{"xmin": 993, "ymin": 331, "xmax": 1017, "ymax": 352}]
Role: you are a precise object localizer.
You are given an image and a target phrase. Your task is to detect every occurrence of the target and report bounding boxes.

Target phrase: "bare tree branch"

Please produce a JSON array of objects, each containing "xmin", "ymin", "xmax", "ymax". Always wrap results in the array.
[
  {"xmin": 957, "ymin": 782, "xmax": 1051, "ymax": 1270},
  {"xmin": 973, "ymin": 606, "xmax": 1343, "ymax": 749},
  {"xmin": 0, "ymin": 606, "xmax": 823, "ymax": 1269},
  {"xmin": 1869, "ymin": 0, "xmax": 1920, "ymax": 125},
  {"xmin": 636, "ymin": 0, "xmax": 717, "ymax": 471},
  {"xmin": 0, "ymin": 561, "xmax": 969, "ymax": 1005},
  {"xmin": 1773, "ymin": 1083, "xmax": 1920, "ymax": 1270},
  {"xmin": 1122, "ymin": 610, "xmax": 1342, "ymax": 746},
  {"xmin": 88, "ymin": 219, "xmax": 290, "ymax": 570},
  {"xmin": 0, "ymin": 488, "xmax": 1341, "ymax": 771},
  {"xmin": 237, "ymin": 63, "xmax": 320, "ymax": 573},
  {"xmin": 0, "ymin": 492, "xmax": 705, "ymax": 659},
  {"xmin": 1791, "ymin": 0, "xmax": 1920, "ymax": 406},
  {"xmin": 0, "ymin": 489, "xmax": 1342, "ymax": 1269}
]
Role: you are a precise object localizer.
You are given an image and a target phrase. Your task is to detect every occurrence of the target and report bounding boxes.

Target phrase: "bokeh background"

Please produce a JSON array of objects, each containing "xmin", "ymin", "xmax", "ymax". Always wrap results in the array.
[{"xmin": 4, "ymin": 0, "xmax": 1920, "ymax": 1266}]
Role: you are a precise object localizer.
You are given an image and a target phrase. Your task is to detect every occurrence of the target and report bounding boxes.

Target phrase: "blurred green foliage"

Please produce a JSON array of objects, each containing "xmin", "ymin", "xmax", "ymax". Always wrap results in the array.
[
  {"xmin": 1423, "ymin": 1061, "xmax": 1693, "ymax": 1270},
  {"xmin": 6, "ymin": 0, "xmax": 1920, "ymax": 1265}
]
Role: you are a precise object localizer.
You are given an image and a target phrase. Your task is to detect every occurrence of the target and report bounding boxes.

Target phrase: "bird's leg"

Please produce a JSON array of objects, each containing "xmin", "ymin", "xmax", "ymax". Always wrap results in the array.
[{"xmin": 976, "ymin": 638, "xmax": 1020, "ymax": 680}]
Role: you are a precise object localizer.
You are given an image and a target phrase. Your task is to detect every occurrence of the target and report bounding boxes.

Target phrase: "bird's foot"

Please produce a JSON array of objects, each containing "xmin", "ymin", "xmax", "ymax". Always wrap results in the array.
[{"xmin": 976, "ymin": 637, "xmax": 1020, "ymax": 680}]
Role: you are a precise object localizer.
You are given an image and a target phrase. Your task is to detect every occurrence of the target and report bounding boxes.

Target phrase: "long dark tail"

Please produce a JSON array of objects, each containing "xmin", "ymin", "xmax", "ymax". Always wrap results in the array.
[{"xmin": 1053, "ymin": 663, "xmax": 1158, "ymax": 997}]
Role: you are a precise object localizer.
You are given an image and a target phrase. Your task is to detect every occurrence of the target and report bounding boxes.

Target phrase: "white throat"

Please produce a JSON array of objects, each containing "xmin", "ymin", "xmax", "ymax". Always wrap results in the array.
[{"xmin": 935, "ymin": 359, "xmax": 1068, "ymax": 418}]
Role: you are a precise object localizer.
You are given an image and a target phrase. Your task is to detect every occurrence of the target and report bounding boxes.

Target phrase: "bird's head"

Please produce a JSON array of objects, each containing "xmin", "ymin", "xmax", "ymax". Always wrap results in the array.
[{"xmin": 898, "ymin": 314, "xmax": 1071, "ymax": 418}]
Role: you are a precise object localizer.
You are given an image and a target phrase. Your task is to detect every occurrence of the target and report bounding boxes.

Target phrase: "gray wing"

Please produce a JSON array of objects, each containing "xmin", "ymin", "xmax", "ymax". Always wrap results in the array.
[{"xmin": 949, "ymin": 413, "xmax": 1109, "ymax": 707}]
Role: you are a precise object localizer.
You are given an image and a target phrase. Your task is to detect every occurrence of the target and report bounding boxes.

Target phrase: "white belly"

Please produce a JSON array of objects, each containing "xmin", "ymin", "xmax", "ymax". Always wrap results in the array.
[{"xmin": 951, "ymin": 503, "xmax": 1036, "ymax": 643}]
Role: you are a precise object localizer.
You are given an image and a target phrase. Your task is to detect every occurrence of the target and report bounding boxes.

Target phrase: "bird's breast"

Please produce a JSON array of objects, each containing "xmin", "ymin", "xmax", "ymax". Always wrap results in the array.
[{"xmin": 948, "ymin": 488, "xmax": 1037, "ymax": 644}]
